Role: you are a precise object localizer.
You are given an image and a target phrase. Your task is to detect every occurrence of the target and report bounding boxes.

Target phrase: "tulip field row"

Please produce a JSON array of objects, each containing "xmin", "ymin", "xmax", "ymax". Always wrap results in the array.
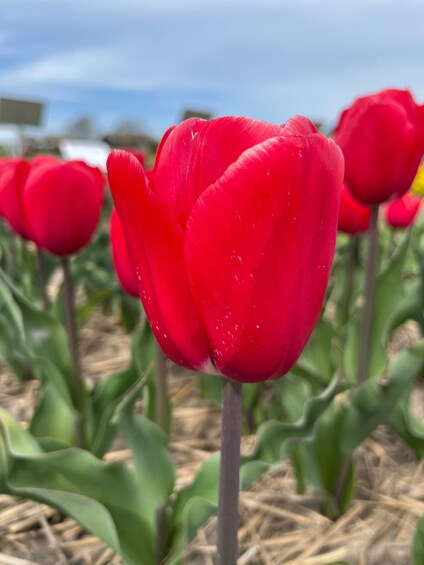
[{"xmin": 0, "ymin": 88, "xmax": 424, "ymax": 564}]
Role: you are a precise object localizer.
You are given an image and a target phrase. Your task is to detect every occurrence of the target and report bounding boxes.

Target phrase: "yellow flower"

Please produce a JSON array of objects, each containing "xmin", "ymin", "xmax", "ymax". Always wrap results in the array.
[{"xmin": 411, "ymin": 164, "xmax": 424, "ymax": 196}]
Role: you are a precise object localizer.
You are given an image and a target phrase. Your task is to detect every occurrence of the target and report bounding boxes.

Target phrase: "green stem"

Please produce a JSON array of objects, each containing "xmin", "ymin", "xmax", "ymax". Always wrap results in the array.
[
  {"xmin": 36, "ymin": 248, "xmax": 49, "ymax": 312},
  {"xmin": 9, "ymin": 232, "xmax": 18, "ymax": 276},
  {"xmin": 217, "ymin": 378, "xmax": 242, "ymax": 565},
  {"xmin": 155, "ymin": 344, "xmax": 169, "ymax": 434},
  {"xmin": 338, "ymin": 237, "xmax": 358, "ymax": 326},
  {"xmin": 357, "ymin": 205, "xmax": 379, "ymax": 385},
  {"xmin": 61, "ymin": 256, "xmax": 85, "ymax": 415}
]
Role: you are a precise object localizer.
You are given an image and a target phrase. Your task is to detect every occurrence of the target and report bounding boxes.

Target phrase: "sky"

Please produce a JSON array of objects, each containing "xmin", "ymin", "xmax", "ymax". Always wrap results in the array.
[{"xmin": 1, "ymin": 0, "xmax": 424, "ymax": 140}]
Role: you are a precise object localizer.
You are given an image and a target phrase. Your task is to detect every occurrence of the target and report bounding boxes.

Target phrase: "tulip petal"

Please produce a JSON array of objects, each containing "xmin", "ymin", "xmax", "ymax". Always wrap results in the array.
[
  {"xmin": 152, "ymin": 117, "xmax": 284, "ymax": 226},
  {"xmin": 110, "ymin": 209, "xmax": 139, "ymax": 298},
  {"xmin": 107, "ymin": 150, "xmax": 210, "ymax": 370},
  {"xmin": 185, "ymin": 135, "xmax": 344, "ymax": 382}
]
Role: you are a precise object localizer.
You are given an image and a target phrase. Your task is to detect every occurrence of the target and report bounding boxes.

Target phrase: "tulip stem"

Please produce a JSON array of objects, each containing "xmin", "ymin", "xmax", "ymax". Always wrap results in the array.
[
  {"xmin": 338, "ymin": 236, "xmax": 358, "ymax": 326},
  {"xmin": 217, "ymin": 378, "xmax": 242, "ymax": 565},
  {"xmin": 357, "ymin": 205, "xmax": 379, "ymax": 385},
  {"xmin": 36, "ymin": 248, "xmax": 50, "ymax": 312},
  {"xmin": 61, "ymin": 256, "xmax": 85, "ymax": 415},
  {"xmin": 155, "ymin": 344, "xmax": 169, "ymax": 434},
  {"xmin": 9, "ymin": 232, "xmax": 18, "ymax": 276}
]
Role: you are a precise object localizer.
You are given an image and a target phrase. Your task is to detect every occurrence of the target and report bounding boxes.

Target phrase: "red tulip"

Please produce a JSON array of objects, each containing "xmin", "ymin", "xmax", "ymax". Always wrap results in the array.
[
  {"xmin": 335, "ymin": 88, "xmax": 424, "ymax": 205},
  {"xmin": 108, "ymin": 116, "xmax": 344, "ymax": 382},
  {"xmin": 110, "ymin": 208, "xmax": 139, "ymax": 297},
  {"xmin": 24, "ymin": 160, "xmax": 104, "ymax": 256},
  {"xmin": 338, "ymin": 184, "xmax": 371, "ymax": 234},
  {"xmin": 0, "ymin": 158, "xmax": 33, "ymax": 239},
  {"xmin": 384, "ymin": 193, "xmax": 421, "ymax": 228}
]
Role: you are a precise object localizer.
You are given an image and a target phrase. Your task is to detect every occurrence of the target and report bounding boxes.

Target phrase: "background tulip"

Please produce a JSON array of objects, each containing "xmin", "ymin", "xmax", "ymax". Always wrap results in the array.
[
  {"xmin": 384, "ymin": 192, "xmax": 422, "ymax": 228},
  {"xmin": 108, "ymin": 115, "xmax": 344, "ymax": 383},
  {"xmin": 338, "ymin": 184, "xmax": 371, "ymax": 235},
  {"xmin": 335, "ymin": 88, "xmax": 424, "ymax": 205},
  {"xmin": 24, "ymin": 160, "xmax": 104, "ymax": 257},
  {"xmin": 110, "ymin": 208, "xmax": 139, "ymax": 298},
  {"xmin": 0, "ymin": 158, "xmax": 33, "ymax": 240}
]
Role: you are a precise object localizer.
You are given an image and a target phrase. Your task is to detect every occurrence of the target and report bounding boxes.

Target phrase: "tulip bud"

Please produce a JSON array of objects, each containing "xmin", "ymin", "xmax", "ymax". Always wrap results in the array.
[
  {"xmin": 24, "ymin": 160, "xmax": 104, "ymax": 256},
  {"xmin": 335, "ymin": 88, "xmax": 424, "ymax": 205},
  {"xmin": 108, "ymin": 116, "xmax": 344, "ymax": 382},
  {"xmin": 384, "ymin": 192, "xmax": 421, "ymax": 228},
  {"xmin": 0, "ymin": 158, "xmax": 33, "ymax": 240}
]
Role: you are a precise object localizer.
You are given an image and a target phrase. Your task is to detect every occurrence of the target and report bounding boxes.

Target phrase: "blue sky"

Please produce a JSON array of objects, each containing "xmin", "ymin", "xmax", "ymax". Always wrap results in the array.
[{"xmin": 1, "ymin": 0, "xmax": 424, "ymax": 139}]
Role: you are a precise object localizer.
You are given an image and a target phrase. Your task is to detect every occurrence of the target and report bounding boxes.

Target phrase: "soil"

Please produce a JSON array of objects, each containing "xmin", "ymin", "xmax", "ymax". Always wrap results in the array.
[{"xmin": 0, "ymin": 311, "xmax": 423, "ymax": 565}]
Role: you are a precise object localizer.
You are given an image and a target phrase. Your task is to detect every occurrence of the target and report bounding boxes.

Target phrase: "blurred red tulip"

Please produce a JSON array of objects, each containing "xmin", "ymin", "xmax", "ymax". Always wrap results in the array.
[
  {"xmin": 24, "ymin": 160, "xmax": 104, "ymax": 256},
  {"xmin": 384, "ymin": 193, "xmax": 422, "ymax": 228},
  {"xmin": 335, "ymin": 88, "xmax": 424, "ymax": 205},
  {"xmin": 338, "ymin": 184, "xmax": 371, "ymax": 234},
  {"xmin": 0, "ymin": 158, "xmax": 33, "ymax": 239},
  {"xmin": 110, "ymin": 208, "xmax": 138, "ymax": 297},
  {"xmin": 108, "ymin": 115, "xmax": 344, "ymax": 382}
]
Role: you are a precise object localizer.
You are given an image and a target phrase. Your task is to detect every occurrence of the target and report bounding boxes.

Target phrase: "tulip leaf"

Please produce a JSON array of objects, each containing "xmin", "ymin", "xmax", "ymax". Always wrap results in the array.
[
  {"xmin": 344, "ymin": 232, "xmax": 410, "ymax": 382},
  {"xmin": 0, "ymin": 268, "xmax": 72, "ymax": 384},
  {"xmin": 30, "ymin": 382, "xmax": 78, "ymax": 447},
  {"xmin": 245, "ymin": 376, "xmax": 339, "ymax": 464},
  {"xmin": 0, "ymin": 313, "xmax": 32, "ymax": 380},
  {"xmin": 340, "ymin": 344, "xmax": 424, "ymax": 453},
  {"xmin": 412, "ymin": 516, "xmax": 424, "ymax": 565},
  {"xmin": 387, "ymin": 280, "xmax": 422, "ymax": 332},
  {"xmin": 296, "ymin": 318, "xmax": 335, "ymax": 384},
  {"xmin": 118, "ymin": 409, "xmax": 175, "ymax": 533},
  {"xmin": 387, "ymin": 400, "xmax": 424, "ymax": 459},
  {"xmin": 85, "ymin": 320, "xmax": 154, "ymax": 456},
  {"xmin": 294, "ymin": 344, "xmax": 424, "ymax": 517},
  {"xmin": 0, "ymin": 407, "xmax": 155, "ymax": 565}
]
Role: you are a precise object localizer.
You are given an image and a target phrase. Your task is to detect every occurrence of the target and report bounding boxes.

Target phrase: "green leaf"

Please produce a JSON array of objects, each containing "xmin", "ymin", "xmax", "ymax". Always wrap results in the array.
[
  {"xmin": 412, "ymin": 516, "xmax": 424, "ymax": 565},
  {"xmin": 0, "ymin": 408, "xmax": 155, "ymax": 565},
  {"xmin": 119, "ymin": 409, "xmax": 175, "ymax": 532},
  {"xmin": 0, "ymin": 268, "xmax": 72, "ymax": 385},
  {"xmin": 245, "ymin": 377, "xmax": 339, "ymax": 464},
  {"xmin": 86, "ymin": 319, "xmax": 156, "ymax": 456},
  {"xmin": 341, "ymin": 345, "xmax": 424, "ymax": 453},
  {"xmin": 387, "ymin": 401, "xmax": 424, "ymax": 459},
  {"xmin": 294, "ymin": 344, "xmax": 424, "ymax": 518},
  {"xmin": 30, "ymin": 382, "xmax": 78, "ymax": 446},
  {"xmin": 344, "ymin": 232, "xmax": 410, "ymax": 382},
  {"xmin": 296, "ymin": 319, "xmax": 335, "ymax": 384}
]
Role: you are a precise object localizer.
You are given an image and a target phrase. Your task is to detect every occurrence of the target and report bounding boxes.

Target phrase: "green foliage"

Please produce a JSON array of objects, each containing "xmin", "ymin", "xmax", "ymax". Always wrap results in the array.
[
  {"xmin": 344, "ymin": 232, "xmax": 410, "ymax": 383},
  {"xmin": 412, "ymin": 516, "xmax": 424, "ymax": 565}
]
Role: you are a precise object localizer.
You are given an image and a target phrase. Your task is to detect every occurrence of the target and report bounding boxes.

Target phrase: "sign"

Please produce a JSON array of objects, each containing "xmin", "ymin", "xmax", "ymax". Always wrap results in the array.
[
  {"xmin": 181, "ymin": 109, "xmax": 213, "ymax": 122},
  {"xmin": 59, "ymin": 139, "xmax": 112, "ymax": 172},
  {"xmin": 0, "ymin": 96, "xmax": 44, "ymax": 127}
]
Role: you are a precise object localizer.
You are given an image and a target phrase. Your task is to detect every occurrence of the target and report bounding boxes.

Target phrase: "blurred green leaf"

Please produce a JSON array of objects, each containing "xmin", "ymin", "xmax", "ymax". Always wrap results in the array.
[
  {"xmin": 245, "ymin": 377, "xmax": 339, "ymax": 464},
  {"xmin": 30, "ymin": 382, "xmax": 78, "ymax": 447},
  {"xmin": 297, "ymin": 318, "xmax": 335, "ymax": 384},
  {"xmin": 296, "ymin": 344, "xmax": 424, "ymax": 517},
  {"xmin": 344, "ymin": 232, "xmax": 410, "ymax": 382},
  {"xmin": 412, "ymin": 516, "xmax": 424, "ymax": 565}
]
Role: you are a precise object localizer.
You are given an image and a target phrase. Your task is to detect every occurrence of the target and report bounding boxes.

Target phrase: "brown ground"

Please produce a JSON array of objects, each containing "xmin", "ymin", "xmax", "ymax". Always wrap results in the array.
[{"xmin": 0, "ymin": 312, "xmax": 423, "ymax": 565}]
